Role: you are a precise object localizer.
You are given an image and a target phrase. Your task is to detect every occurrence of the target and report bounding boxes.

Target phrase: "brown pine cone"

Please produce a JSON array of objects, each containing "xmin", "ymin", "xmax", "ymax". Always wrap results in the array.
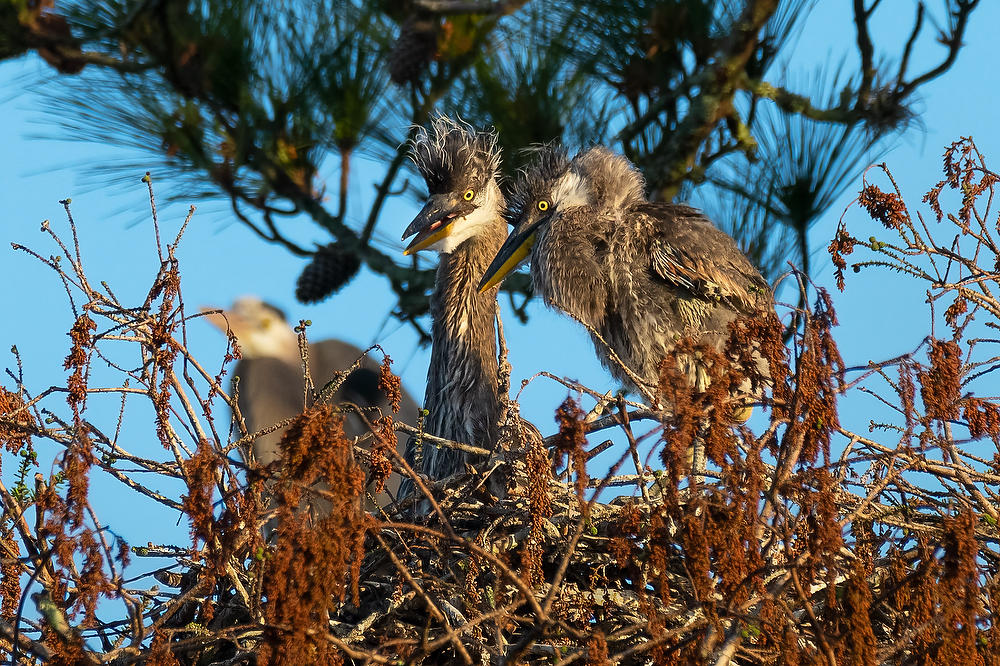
[
  {"xmin": 295, "ymin": 243, "xmax": 361, "ymax": 304},
  {"xmin": 388, "ymin": 15, "xmax": 438, "ymax": 85}
]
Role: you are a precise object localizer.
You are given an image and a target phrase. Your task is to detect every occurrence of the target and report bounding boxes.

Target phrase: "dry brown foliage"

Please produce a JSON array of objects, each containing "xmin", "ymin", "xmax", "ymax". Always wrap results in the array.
[{"xmin": 2, "ymin": 141, "xmax": 1000, "ymax": 664}]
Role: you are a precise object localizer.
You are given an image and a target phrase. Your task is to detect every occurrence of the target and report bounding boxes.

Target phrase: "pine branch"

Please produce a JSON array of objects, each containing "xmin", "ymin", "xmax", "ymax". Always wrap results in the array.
[{"xmin": 644, "ymin": 0, "xmax": 781, "ymax": 200}]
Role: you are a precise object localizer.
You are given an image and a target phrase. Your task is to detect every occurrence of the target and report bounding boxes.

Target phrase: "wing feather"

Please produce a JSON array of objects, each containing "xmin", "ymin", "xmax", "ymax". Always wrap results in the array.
[{"xmin": 639, "ymin": 202, "xmax": 771, "ymax": 315}]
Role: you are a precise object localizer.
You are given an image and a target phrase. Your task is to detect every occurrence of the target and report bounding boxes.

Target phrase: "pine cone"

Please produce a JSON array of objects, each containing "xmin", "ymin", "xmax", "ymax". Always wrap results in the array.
[
  {"xmin": 388, "ymin": 16, "xmax": 438, "ymax": 85},
  {"xmin": 295, "ymin": 243, "xmax": 361, "ymax": 304}
]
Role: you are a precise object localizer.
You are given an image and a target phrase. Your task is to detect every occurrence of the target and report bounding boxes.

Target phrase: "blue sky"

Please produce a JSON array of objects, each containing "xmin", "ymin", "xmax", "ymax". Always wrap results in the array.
[{"xmin": 2, "ymin": 3, "xmax": 999, "ymax": 551}]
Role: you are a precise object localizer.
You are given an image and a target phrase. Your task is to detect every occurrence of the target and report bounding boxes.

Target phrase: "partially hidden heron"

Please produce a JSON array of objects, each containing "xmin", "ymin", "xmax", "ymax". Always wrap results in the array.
[
  {"xmin": 479, "ymin": 145, "xmax": 774, "ymax": 409},
  {"xmin": 204, "ymin": 297, "xmax": 417, "ymax": 519},
  {"xmin": 399, "ymin": 116, "xmax": 507, "ymax": 484}
]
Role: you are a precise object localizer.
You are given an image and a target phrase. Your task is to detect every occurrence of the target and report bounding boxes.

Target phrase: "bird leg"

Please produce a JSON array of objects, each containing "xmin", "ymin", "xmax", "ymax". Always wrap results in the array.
[
  {"xmin": 688, "ymin": 430, "xmax": 708, "ymax": 488},
  {"xmin": 617, "ymin": 395, "xmax": 651, "ymax": 503},
  {"xmin": 585, "ymin": 390, "xmax": 617, "ymax": 424}
]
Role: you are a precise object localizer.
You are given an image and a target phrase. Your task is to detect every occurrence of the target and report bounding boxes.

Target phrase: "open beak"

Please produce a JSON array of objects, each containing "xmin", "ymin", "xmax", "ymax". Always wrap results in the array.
[
  {"xmin": 477, "ymin": 215, "xmax": 548, "ymax": 293},
  {"xmin": 402, "ymin": 194, "xmax": 474, "ymax": 256}
]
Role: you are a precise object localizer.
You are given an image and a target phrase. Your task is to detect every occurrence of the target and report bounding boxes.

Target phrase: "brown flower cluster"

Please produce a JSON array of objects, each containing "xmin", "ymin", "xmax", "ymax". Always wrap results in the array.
[
  {"xmin": 260, "ymin": 405, "xmax": 366, "ymax": 665},
  {"xmin": 609, "ymin": 500, "xmax": 641, "ymax": 570},
  {"xmin": 657, "ymin": 316, "xmax": 777, "ymax": 487},
  {"xmin": 934, "ymin": 511, "xmax": 984, "ymax": 664},
  {"xmin": 858, "ymin": 183, "xmax": 908, "ymax": 230},
  {"xmin": 146, "ymin": 628, "xmax": 182, "ymax": 666},
  {"xmin": 148, "ymin": 260, "xmax": 183, "ymax": 451},
  {"xmin": 63, "ymin": 313, "xmax": 95, "ymax": 414},
  {"xmin": 368, "ymin": 415, "xmax": 396, "ymax": 493},
  {"xmin": 925, "ymin": 137, "xmax": 1000, "ymax": 230},
  {"xmin": 780, "ymin": 290, "xmax": 843, "ymax": 466},
  {"xmin": 61, "ymin": 314, "xmax": 99, "ymax": 529},
  {"xmin": 837, "ymin": 560, "xmax": 877, "ymax": 663},
  {"xmin": 944, "ymin": 294, "xmax": 968, "ymax": 328},
  {"xmin": 521, "ymin": 422, "xmax": 553, "ymax": 587},
  {"xmin": 919, "ymin": 338, "xmax": 962, "ymax": 423},
  {"xmin": 552, "ymin": 398, "xmax": 588, "ymax": 505},
  {"xmin": 0, "ymin": 387, "xmax": 35, "ymax": 470},
  {"xmin": 828, "ymin": 224, "xmax": 857, "ymax": 291},
  {"xmin": 181, "ymin": 441, "xmax": 218, "ymax": 547},
  {"xmin": 584, "ymin": 630, "xmax": 609, "ymax": 665},
  {"xmin": 656, "ymin": 340, "xmax": 718, "ymax": 483},
  {"xmin": 963, "ymin": 397, "xmax": 1000, "ymax": 444},
  {"xmin": 0, "ymin": 529, "xmax": 20, "ymax": 623},
  {"xmin": 35, "ymin": 480, "xmax": 116, "ymax": 629},
  {"xmin": 378, "ymin": 353, "xmax": 403, "ymax": 414}
]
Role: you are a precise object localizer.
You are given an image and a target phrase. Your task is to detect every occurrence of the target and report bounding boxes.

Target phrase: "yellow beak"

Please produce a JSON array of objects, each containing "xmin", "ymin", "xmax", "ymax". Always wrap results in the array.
[
  {"xmin": 478, "ymin": 232, "xmax": 536, "ymax": 293},
  {"xmin": 402, "ymin": 220, "xmax": 455, "ymax": 256}
]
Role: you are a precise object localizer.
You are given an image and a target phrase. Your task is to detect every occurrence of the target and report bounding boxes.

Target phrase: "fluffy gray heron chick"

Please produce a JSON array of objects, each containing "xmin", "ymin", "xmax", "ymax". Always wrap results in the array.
[
  {"xmin": 203, "ymin": 297, "xmax": 417, "ymax": 514},
  {"xmin": 480, "ymin": 145, "xmax": 774, "ymax": 398},
  {"xmin": 400, "ymin": 117, "xmax": 506, "ymax": 483}
]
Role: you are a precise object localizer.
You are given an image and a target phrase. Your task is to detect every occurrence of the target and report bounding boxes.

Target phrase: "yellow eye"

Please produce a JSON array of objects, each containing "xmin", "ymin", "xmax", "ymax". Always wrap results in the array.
[
  {"xmin": 537, "ymin": 200, "xmax": 549, "ymax": 211},
  {"xmin": 463, "ymin": 189, "xmax": 475, "ymax": 201}
]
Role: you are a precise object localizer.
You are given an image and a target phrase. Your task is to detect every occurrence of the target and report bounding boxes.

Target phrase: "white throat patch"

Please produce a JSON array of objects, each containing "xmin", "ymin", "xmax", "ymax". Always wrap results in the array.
[
  {"xmin": 432, "ymin": 185, "xmax": 500, "ymax": 254},
  {"xmin": 241, "ymin": 324, "xmax": 299, "ymax": 360}
]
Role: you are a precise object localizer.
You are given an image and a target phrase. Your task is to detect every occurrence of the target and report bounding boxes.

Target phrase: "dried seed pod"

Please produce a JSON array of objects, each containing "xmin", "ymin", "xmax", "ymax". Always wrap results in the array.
[{"xmin": 295, "ymin": 243, "xmax": 361, "ymax": 304}]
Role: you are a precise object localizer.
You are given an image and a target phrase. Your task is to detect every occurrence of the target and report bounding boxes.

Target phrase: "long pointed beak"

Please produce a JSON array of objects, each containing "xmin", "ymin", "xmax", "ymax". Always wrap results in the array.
[
  {"xmin": 478, "ymin": 218, "xmax": 546, "ymax": 293},
  {"xmin": 200, "ymin": 306, "xmax": 232, "ymax": 332},
  {"xmin": 401, "ymin": 194, "xmax": 473, "ymax": 256},
  {"xmin": 200, "ymin": 306, "xmax": 247, "ymax": 340}
]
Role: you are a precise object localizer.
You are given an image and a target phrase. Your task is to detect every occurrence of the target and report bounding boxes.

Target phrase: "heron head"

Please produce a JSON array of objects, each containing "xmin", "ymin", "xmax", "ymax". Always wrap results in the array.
[
  {"xmin": 478, "ymin": 144, "xmax": 578, "ymax": 292},
  {"xmin": 402, "ymin": 116, "xmax": 504, "ymax": 256},
  {"xmin": 201, "ymin": 297, "xmax": 297, "ymax": 359}
]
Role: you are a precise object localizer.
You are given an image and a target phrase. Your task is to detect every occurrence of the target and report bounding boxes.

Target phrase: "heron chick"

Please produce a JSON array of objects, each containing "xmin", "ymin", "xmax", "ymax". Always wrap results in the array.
[
  {"xmin": 400, "ymin": 116, "xmax": 506, "ymax": 484},
  {"xmin": 479, "ymin": 145, "xmax": 774, "ymax": 403}
]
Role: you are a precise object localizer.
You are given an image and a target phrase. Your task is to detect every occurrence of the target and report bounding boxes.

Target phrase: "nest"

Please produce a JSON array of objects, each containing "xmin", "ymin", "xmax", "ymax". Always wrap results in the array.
[{"xmin": 335, "ymin": 444, "xmax": 683, "ymax": 663}]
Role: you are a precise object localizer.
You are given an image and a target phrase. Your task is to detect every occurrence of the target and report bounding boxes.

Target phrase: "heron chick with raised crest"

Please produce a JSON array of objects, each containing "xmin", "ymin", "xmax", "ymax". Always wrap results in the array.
[{"xmin": 400, "ymin": 116, "xmax": 507, "ymax": 486}]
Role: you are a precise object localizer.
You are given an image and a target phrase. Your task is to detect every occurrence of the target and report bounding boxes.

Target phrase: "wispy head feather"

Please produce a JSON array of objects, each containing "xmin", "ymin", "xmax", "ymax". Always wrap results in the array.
[
  {"xmin": 505, "ymin": 143, "xmax": 572, "ymax": 225},
  {"xmin": 409, "ymin": 115, "xmax": 503, "ymax": 194},
  {"xmin": 571, "ymin": 146, "xmax": 646, "ymax": 211}
]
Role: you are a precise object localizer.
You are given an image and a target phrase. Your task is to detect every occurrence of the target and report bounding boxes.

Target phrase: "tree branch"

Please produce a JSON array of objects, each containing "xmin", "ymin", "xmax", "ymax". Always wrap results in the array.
[{"xmin": 646, "ymin": 0, "xmax": 780, "ymax": 200}]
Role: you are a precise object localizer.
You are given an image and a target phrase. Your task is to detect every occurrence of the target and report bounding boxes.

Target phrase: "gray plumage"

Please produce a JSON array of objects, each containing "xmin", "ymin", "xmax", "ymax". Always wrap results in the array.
[
  {"xmin": 401, "ymin": 116, "xmax": 506, "ymax": 483},
  {"xmin": 484, "ymin": 145, "xmax": 774, "ymax": 397},
  {"xmin": 204, "ymin": 297, "xmax": 417, "ymax": 520}
]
